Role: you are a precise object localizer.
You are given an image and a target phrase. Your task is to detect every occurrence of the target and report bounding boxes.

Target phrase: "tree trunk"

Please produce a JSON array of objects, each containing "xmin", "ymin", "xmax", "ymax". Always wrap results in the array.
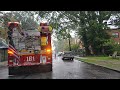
[
  {"xmin": 68, "ymin": 37, "xmax": 71, "ymax": 51},
  {"xmin": 85, "ymin": 46, "xmax": 91, "ymax": 56}
]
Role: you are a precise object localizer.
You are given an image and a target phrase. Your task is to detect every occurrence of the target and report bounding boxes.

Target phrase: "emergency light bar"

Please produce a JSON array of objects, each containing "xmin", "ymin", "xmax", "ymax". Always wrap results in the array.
[
  {"xmin": 40, "ymin": 23, "xmax": 48, "ymax": 26},
  {"xmin": 38, "ymin": 23, "xmax": 53, "ymax": 33},
  {"xmin": 8, "ymin": 22, "xmax": 20, "ymax": 27}
]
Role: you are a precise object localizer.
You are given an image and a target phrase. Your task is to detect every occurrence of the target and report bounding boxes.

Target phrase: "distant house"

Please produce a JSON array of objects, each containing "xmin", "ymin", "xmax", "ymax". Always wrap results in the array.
[
  {"xmin": 0, "ymin": 38, "xmax": 8, "ymax": 49},
  {"xmin": 0, "ymin": 38, "xmax": 8, "ymax": 62},
  {"xmin": 107, "ymin": 28, "xmax": 120, "ymax": 44},
  {"xmin": 0, "ymin": 23, "xmax": 8, "ymax": 40}
]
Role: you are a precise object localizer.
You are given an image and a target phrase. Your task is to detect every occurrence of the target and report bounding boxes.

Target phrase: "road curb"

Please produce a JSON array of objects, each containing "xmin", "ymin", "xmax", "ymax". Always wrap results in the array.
[{"xmin": 74, "ymin": 57, "xmax": 120, "ymax": 73}]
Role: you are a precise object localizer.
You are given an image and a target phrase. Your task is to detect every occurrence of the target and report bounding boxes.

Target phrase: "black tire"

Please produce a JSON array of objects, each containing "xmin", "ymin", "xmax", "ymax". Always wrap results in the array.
[{"xmin": 71, "ymin": 58, "xmax": 74, "ymax": 60}]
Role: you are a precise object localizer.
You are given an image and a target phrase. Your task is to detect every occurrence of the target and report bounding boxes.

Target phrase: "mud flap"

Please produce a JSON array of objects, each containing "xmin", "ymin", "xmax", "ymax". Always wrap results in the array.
[{"xmin": 8, "ymin": 64, "xmax": 52, "ymax": 75}]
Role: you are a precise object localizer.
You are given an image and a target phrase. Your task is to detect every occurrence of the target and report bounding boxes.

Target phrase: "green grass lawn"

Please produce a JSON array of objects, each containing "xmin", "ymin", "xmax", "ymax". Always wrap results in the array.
[{"xmin": 78, "ymin": 56, "xmax": 120, "ymax": 71}]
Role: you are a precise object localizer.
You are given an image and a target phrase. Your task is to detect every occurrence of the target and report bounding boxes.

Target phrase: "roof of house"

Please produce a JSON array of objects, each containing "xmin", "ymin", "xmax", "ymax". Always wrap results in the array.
[{"xmin": 0, "ymin": 38, "xmax": 8, "ymax": 49}]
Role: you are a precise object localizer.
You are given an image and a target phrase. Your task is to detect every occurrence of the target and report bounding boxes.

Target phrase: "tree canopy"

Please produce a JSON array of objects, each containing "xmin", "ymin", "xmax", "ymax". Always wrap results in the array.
[
  {"xmin": 1, "ymin": 11, "xmax": 120, "ymax": 55},
  {"xmin": 37, "ymin": 11, "xmax": 114, "ymax": 55}
]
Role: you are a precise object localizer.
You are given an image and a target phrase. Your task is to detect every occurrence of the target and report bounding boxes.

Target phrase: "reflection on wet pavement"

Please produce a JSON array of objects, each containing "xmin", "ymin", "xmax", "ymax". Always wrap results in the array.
[{"xmin": 0, "ymin": 56, "xmax": 120, "ymax": 79}]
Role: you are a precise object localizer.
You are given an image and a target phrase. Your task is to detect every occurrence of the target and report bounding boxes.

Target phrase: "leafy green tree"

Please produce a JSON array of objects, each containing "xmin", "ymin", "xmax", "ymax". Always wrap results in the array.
[
  {"xmin": 12, "ymin": 11, "xmax": 39, "ymax": 29},
  {"xmin": 37, "ymin": 11, "xmax": 113, "ymax": 55},
  {"xmin": 1, "ymin": 11, "xmax": 115, "ymax": 56},
  {"xmin": 71, "ymin": 44, "xmax": 79, "ymax": 51}
]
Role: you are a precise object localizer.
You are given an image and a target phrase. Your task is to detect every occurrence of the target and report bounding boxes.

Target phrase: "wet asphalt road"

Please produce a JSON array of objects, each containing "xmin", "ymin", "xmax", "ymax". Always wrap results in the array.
[{"xmin": 0, "ymin": 56, "xmax": 120, "ymax": 79}]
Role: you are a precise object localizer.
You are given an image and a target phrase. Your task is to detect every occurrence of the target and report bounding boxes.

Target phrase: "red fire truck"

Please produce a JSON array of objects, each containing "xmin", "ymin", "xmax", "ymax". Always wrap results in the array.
[{"xmin": 7, "ymin": 22, "xmax": 53, "ymax": 75}]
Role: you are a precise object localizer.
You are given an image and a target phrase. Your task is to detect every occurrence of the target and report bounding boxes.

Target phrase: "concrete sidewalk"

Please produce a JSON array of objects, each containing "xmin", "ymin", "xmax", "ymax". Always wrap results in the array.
[{"xmin": 0, "ymin": 61, "xmax": 7, "ymax": 68}]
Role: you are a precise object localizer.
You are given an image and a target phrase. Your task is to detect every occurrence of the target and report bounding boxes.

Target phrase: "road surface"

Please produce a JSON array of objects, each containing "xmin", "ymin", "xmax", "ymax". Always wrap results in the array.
[{"xmin": 0, "ymin": 56, "xmax": 120, "ymax": 79}]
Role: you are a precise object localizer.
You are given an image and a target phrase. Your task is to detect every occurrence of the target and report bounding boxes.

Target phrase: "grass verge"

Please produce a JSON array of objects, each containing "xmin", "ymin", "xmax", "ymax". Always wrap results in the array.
[{"xmin": 77, "ymin": 56, "xmax": 120, "ymax": 72}]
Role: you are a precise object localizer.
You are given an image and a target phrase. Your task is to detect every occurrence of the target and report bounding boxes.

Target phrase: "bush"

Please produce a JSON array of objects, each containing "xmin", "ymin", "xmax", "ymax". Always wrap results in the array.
[
  {"xmin": 103, "ymin": 39, "xmax": 120, "ymax": 55},
  {"xmin": 103, "ymin": 45, "xmax": 114, "ymax": 55},
  {"xmin": 64, "ymin": 43, "xmax": 80, "ymax": 51},
  {"xmin": 71, "ymin": 44, "xmax": 79, "ymax": 51}
]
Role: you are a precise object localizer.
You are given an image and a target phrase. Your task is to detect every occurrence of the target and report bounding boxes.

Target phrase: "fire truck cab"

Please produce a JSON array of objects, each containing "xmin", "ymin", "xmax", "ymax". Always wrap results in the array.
[{"xmin": 7, "ymin": 22, "xmax": 53, "ymax": 75}]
